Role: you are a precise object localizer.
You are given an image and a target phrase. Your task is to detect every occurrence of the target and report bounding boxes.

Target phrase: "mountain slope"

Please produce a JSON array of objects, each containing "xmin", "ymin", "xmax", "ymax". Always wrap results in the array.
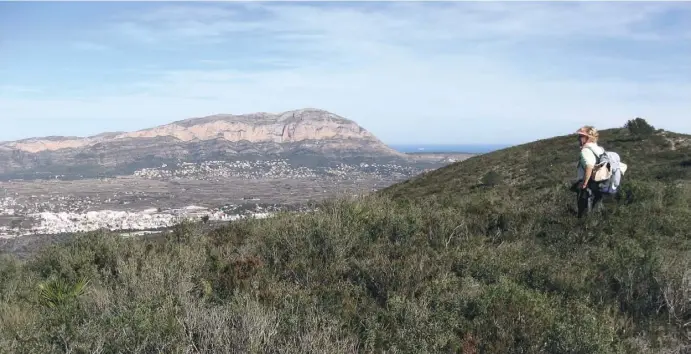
[
  {"xmin": 1, "ymin": 125, "xmax": 689, "ymax": 353},
  {"xmin": 382, "ymin": 127, "xmax": 691, "ymax": 200},
  {"xmin": 0, "ymin": 108, "xmax": 405, "ymax": 178}
]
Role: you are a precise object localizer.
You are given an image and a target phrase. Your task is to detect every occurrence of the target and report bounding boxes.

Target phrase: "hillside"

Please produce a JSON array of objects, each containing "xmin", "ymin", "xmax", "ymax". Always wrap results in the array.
[
  {"xmin": 0, "ymin": 125, "xmax": 689, "ymax": 353},
  {"xmin": 383, "ymin": 127, "xmax": 691, "ymax": 200},
  {"xmin": 0, "ymin": 108, "xmax": 405, "ymax": 179}
]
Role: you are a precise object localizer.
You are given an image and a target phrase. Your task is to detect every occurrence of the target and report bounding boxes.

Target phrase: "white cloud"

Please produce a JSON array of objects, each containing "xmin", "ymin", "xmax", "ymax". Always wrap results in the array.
[
  {"xmin": 2, "ymin": 2, "xmax": 690, "ymax": 144},
  {"xmin": 109, "ymin": 2, "xmax": 690, "ymax": 44}
]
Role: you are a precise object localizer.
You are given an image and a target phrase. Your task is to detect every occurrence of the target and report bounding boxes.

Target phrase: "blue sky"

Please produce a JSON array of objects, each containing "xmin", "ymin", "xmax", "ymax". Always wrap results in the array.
[{"xmin": 1, "ymin": 1, "xmax": 690, "ymax": 145}]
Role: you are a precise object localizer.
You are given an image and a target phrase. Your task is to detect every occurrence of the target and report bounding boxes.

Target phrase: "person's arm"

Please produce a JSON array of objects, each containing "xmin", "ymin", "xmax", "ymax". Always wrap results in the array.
[
  {"xmin": 581, "ymin": 165, "xmax": 594, "ymax": 189},
  {"xmin": 580, "ymin": 149, "xmax": 596, "ymax": 189}
]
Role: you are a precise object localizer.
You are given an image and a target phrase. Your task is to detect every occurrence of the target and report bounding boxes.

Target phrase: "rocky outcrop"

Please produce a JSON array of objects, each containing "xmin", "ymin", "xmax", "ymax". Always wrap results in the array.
[{"xmin": 0, "ymin": 108, "xmax": 404, "ymax": 178}]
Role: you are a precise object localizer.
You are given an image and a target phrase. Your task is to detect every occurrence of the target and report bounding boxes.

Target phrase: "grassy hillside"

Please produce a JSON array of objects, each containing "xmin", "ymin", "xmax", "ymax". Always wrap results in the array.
[
  {"xmin": 0, "ymin": 126, "xmax": 689, "ymax": 353},
  {"xmin": 383, "ymin": 127, "xmax": 690, "ymax": 200}
]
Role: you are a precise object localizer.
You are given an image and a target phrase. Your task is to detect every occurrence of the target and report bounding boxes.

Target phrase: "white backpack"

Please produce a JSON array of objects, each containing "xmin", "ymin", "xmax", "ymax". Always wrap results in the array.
[{"xmin": 586, "ymin": 147, "xmax": 628, "ymax": 194}]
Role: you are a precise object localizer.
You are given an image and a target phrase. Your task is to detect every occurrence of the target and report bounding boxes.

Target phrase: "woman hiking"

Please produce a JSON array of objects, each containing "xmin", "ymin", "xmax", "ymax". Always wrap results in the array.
[{"xmin": 574, "ymin": 125, "xmax": 605, "ymax": 218}]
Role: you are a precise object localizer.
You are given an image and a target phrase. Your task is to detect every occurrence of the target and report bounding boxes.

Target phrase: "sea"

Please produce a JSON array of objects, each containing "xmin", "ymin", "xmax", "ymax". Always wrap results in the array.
[{"xmin": 388, "ymin": 144, "xmax": 510, "ymax": 154}]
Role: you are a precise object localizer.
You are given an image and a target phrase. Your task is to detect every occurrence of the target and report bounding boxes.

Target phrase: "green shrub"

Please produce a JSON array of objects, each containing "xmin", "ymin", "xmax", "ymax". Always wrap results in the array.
[
  {"xmin": 481, "ymin": 170, "xmax": 502, "ymax": 187},
  {"xmin": 37, "ymin": 277, "xmax": 89, "ymax": 309},
  {"xmin": 625, "ymin": 117, "xmax": 656, "ymax": 137}
]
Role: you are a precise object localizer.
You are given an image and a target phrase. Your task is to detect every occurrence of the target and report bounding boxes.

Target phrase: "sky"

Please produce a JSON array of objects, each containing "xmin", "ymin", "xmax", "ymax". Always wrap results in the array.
[{"xmin": 1, "ymin": 1, "xmax": 690, "ymax": 145}]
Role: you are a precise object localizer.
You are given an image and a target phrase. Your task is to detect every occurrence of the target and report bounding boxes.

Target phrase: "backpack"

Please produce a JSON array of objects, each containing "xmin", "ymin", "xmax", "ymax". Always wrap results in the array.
[{"xmin": 585, "ymin": 146, "xmax": 628, "ymax": 194}]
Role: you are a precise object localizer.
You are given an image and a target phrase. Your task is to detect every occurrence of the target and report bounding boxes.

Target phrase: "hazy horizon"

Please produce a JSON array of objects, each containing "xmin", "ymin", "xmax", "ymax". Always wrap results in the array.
[
  {"xmin": 389, "ymin": 143, "xmax": 511, "ymax": 153},
  {"xmin": 1, "ymin": 2, "xmax": 690, "ymax": 144}
]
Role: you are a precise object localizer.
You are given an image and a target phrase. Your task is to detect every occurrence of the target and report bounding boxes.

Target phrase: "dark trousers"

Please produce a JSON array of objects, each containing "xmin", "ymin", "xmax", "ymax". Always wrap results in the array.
[{"xmin": 573, "ymin": 180, "xmax": 604, "ymax": 218}]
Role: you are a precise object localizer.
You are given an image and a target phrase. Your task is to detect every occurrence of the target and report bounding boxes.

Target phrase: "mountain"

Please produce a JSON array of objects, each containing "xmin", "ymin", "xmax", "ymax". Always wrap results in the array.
[{"xmin": 0, "ymin": 108, "xmax": 405, "ymax": 179}]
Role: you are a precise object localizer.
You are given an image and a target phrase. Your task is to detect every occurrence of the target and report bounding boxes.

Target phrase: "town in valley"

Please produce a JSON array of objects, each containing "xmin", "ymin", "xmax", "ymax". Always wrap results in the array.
[{"xmin": 0, "ymin": 152, "xmax": 472, "ymax": 239}]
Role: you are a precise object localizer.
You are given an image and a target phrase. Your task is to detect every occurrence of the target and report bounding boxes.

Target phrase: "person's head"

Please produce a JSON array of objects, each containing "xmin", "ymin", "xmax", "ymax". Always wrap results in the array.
[{"xmin": 576, "ymin": 125, "xmax": 599, "ymax": 146}]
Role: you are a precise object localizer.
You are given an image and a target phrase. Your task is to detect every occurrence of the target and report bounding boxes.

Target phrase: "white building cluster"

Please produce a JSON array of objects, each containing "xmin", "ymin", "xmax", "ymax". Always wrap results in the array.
[
  {"xmin": 133, "ymin": 160, "xmax": 428, "ymax": 181},
  {"xmin": 0, "ymin": 205, "xmax": 274, "ymax": 238},
  {"xmin": 134, "ymin": 160, "xmax": 319, "ymax": 180},
  {"xmin": 0, "ymin": 194, "xmax": 19, "ymax": 216}
]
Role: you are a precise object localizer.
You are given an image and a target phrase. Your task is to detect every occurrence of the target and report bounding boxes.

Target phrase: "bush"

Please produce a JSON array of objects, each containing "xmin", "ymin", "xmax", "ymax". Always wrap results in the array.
[
  {"xmin": 625, "ymin": 117, "xmax": 656, "ymax": 137},
  {"xmin": 481, "ymin": 171, "xmax": 502, "ymax": 187}
]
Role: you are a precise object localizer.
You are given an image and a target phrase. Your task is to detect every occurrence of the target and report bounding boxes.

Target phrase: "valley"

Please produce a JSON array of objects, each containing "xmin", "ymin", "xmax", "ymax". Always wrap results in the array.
[{"xmin": 0, "ymin": 152, "xmax": 472, "ymax": 240}]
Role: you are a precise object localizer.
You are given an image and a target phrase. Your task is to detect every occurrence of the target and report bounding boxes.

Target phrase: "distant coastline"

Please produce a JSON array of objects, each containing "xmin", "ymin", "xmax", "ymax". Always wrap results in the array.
[{"xmin": 389, "ymin": 144, "xmax": 510, "ymax": 154}]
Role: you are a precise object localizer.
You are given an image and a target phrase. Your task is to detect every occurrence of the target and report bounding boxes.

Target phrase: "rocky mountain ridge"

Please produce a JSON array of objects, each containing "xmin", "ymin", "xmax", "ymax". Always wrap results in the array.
[
  {"xmin": 0, "ymin": 108, "xmax": 405, "ymax": 179},
  {"xmin": 2, "ymin": 109, "xmax": 392, "ymax": 152}
]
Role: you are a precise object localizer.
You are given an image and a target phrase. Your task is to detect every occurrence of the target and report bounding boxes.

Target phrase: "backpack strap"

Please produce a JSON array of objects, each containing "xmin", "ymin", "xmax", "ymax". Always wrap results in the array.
[
  {"xmin": 577, "ymin": 145, "xmax": 604, "ymax": 171},
  {"xmin": 585, "ymin": 146, "xmax": 604, "ymax": 165}
]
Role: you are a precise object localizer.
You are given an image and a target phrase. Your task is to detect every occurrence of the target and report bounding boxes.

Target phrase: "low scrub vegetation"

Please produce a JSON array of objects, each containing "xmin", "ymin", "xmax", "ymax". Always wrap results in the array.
[
  {"xmin": 1, "ymin": 181, "xmax": 689, "ymax": 353},
  {"xmin": 1, "ymin": 125, "xmax": 689, "ymax": 353}
]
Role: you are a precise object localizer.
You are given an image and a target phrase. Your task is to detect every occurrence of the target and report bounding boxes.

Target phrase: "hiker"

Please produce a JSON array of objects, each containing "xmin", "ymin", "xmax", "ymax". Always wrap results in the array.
[
  {"xmin": 571, "ymin": 125, "xmax": 629, "ymax": 218},
  {"xmin": 573, "ymin": 125, "xmax": 606, "ymax": 218}
]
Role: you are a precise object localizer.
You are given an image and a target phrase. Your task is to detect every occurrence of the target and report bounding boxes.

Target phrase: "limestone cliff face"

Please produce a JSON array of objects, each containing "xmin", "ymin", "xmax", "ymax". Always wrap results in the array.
[
  {"xmin": 0, "ymin": 109, "xmax": 404, "ymax": 177},
  {"xmin": 116, "ymin": 109, "xmax": 387, "ymax": 146},
  {"xmin": 3, "ymin": 109, "xmax": 393, "ymax": 153}
]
